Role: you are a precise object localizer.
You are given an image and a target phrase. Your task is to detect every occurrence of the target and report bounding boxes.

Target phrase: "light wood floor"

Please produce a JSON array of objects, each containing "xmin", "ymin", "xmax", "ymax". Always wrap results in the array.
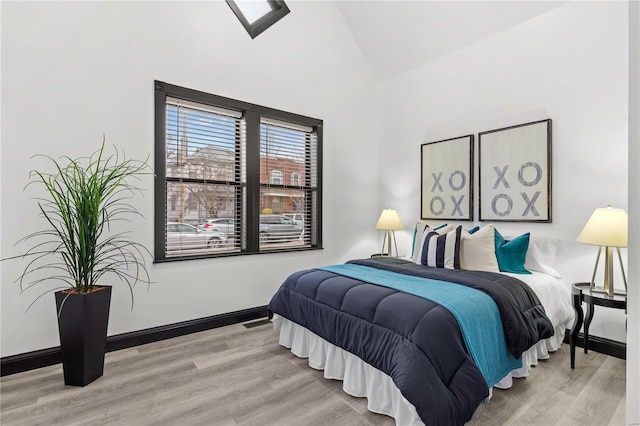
[{"xmin": 0, "ymin": 320, "xmax": 626, "ymax": 425}]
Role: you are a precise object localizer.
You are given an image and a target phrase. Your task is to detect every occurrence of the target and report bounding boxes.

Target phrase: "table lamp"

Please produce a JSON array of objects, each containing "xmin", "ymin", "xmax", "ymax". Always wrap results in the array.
[
  {"xmin": 375, "ymin": 208, "xmax": 403, "ymax": 257},
  {"xmin": 576, "ymin": 205, "xmax": 628, "ymax": 296}
]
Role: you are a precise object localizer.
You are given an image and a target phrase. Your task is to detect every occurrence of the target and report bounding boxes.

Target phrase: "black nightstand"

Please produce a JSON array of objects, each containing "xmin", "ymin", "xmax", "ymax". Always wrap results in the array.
[{"xmin": 570, "ymin": 282, "xmax": 626, "ymax": 369}]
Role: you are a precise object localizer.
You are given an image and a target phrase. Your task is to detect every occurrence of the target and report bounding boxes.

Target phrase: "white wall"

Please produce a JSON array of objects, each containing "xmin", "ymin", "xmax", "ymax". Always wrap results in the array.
[
  {"xmin": 377, "ymin": 1, "xmax": 629, "ymax": 342},
  {"xmin": 0, "ymin": 1, "xmax": 382, "ymax": 357},
  {"xmin": 627, "ymin": 0, "xmax": 639, "ymax": 422}
]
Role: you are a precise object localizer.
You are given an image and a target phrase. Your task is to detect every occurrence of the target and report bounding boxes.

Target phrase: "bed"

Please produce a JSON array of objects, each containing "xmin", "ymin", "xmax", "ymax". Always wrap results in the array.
[{"xmin": 268, "ymin": 224, "xmax": 575, "ymax": 425}]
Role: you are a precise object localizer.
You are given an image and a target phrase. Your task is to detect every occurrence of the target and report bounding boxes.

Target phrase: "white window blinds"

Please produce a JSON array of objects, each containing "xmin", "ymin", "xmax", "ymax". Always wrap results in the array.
[
  {"xmin": 164, "ymin": 100, "xmax": 242, "ymax": 256},
  {"xmin": 259, "ymin": 118, "xmax": 317, "ymax": 248},
  {"xmin": 155, "ymin": 81, "xmax": 322, "ymax": 261}
]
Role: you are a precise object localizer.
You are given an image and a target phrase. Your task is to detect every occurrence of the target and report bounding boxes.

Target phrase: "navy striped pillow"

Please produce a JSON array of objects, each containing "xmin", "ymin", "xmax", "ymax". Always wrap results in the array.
[{"xmin": 419, "ymin": 226, "xmax": 462, "ymax": 269}]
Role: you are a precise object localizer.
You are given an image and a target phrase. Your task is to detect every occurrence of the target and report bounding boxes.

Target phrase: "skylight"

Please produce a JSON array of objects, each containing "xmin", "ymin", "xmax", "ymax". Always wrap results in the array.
[{"xmin": 226, "ymin": 0, "xmax": 290, "ymax": 39}]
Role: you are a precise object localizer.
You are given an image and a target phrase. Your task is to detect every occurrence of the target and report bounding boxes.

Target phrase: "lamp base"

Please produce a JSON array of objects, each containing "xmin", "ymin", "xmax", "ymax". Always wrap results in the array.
[
  {"xmin": 588, "ymin": 246, "xmax": 627, "ymax": 297},
  {"xmin": 380, "ymin": 230, "xmax": 399, "ymax": 258},
  {"xmin": 588, "ymin": 285, "xmax": 627, "ymax": 296}
]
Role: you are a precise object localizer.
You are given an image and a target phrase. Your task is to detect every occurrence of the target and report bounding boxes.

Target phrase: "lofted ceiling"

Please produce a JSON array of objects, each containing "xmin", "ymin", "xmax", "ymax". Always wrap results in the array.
[{"xmin": 334, "ymin": 1, "xmax": 568, "ymax": 80}]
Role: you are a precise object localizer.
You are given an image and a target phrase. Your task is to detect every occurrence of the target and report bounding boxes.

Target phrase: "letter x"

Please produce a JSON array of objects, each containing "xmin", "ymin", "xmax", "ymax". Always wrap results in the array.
[
  {"xmin": 431, "ymin": 172, "xmax": 443, "ymax": 192},
  {"xmin": 493, "ymin": 166, "xmax": 510, "ymax": 189},
  {"xmin": 521, "ymin": 191, "xmax": 540, "ymax": 216},
  {"xmin": 450, "ymin": 195, "xmax": 464, "ymax": 216}
]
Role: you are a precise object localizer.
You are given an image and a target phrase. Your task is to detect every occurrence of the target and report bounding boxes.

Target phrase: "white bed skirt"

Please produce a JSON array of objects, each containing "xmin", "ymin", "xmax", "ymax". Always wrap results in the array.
[
  {"xmin": 272, "ymin": 314, "xmax": 568, "ymax": 426},
  {"xmin": 494, "ymin": 321, "xmax": 567, "ymax": 388}
]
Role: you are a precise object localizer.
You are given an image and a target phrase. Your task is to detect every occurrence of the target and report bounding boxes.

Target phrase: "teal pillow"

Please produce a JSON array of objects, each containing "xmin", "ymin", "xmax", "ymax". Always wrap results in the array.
[
  {"xmin": 411, "ymin": 227, "xmax": 418, "ymax": 258},
  {"xmin": 494, "ymin": 229, "xmax": 532, "ymax": 274},
  {"xmin": 467, "ymin": 226, "xmax": 480, "ymax": 234}
]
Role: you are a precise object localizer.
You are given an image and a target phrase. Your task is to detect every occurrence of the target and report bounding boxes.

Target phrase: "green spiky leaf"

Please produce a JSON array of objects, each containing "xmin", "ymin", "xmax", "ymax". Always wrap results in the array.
[{"xmin": 6, "ymin": 137, "xmax": 153, "ymax": 313}]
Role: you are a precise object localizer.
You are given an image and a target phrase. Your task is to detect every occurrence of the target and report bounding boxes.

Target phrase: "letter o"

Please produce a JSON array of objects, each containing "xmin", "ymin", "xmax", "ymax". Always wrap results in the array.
[
  {"xmin": 491, "ymin": 194, "xmax": 513, "ymax": 217},
  {"xmin": 449, "ymin": 170, "xmax": 466, "ymax": 191},
  {"xmin": 430, "ymin": 196, "xmax": 445, "ymax": 216},
  {"xmin": 518, "ymin": 162, "xmax": 542, "ymax": 187}
]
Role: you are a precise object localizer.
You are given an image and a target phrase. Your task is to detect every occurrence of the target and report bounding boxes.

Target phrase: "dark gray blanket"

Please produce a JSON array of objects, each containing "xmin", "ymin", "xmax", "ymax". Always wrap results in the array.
[{"xmin": 268, "ymin": 257, "xmax": 554, "ymax": 425}]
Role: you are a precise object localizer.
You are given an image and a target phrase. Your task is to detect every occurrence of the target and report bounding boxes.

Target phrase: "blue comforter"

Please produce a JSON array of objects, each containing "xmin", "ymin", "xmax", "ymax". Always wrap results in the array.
[
  {"xmin": 318, "ymin": 263, "xmax": 522, "ymax": 387},
  {"xmin": 268, "ymin": 257, "xmax": 554, "ymax": 425}
]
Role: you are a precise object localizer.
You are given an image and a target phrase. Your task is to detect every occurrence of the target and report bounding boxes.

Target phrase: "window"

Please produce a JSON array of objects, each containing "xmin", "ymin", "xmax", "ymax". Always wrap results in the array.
[
  {"xmin": 154, "ymin": 81, "xmax": 322, "ymax": 261},
  {"xmin": 225, "ymin": 0, "xmax": 290, "ymax": 39},
  {"xmin": 291, "ymin": 172, "xmax": 301, "ymax": 186},
  {"xmin": 269, "ymin": 170, "xmax": 283, "ymax": 185}
]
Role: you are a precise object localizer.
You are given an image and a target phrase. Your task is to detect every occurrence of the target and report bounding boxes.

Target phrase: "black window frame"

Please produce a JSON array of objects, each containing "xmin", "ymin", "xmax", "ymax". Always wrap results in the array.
[{"xmin": 154, "ymin": 80, "xmax": 323, "ymax": 262}]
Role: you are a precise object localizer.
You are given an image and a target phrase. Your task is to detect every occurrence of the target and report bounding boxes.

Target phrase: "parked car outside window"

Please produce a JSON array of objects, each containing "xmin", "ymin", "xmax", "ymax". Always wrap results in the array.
[
  {"xmin": 259, "ymin": 214, "xmax": 303, "ymax": 245},
  {"xmin": 166, "ymin": 222, "xmax": 228, "ymax": 252},
  {"xmin": 199, "ymin": 218, "xmax": 235, "ymax": 236},
  {"xmin": 282, "ymin": 213, "xmax": 304, "ymax": 228}
]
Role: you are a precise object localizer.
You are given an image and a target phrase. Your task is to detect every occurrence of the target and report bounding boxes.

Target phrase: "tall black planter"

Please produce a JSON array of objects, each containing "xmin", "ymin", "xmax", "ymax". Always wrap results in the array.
[{"xmin": 55, "ymin": 286, "xmax": 112, "ymax": 387}]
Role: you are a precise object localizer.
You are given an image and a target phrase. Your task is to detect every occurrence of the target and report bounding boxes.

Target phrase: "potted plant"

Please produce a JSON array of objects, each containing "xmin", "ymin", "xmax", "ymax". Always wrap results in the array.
[{"xmin": 8, "ymin": 138, "xmax": 152, "ymax": 386}]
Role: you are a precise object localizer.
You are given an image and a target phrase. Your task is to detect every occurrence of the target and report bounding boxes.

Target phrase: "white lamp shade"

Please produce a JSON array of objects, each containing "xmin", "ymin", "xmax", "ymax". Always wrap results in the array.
[
  {"xmin": 375, "ymin": 209, "xmax": 403, "ymax": 230},
  {"xmin": 577, "ymin": 206, "xmax": 628, "ymax": 247}
]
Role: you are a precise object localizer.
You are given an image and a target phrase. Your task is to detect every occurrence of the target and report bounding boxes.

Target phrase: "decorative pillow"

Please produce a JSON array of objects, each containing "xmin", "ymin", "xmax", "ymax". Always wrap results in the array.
[
  {"xmin": 467, "ymin": 226, "xmax": 480, "ymax": 234},
  {"xmin": 416, "ymin": 225, "xmax": 462, "ymax": 269},
  {"xmin": 524, "ymin": 235, "xmax": 562, "ymax": 278},
  {"xmin": 410, "ymin": 221, "xmax": 428, "ymax": 262},
  {"xmin": 460, "ymin": 224, "xmax": 500, "ymax": 272},
  {"xmin": 494, "ymin": 229, "xmax": 532, "ymax": 274},
  {"xmin": 410, "ymin": 221, "xmax": 448, "ymax": 262}
]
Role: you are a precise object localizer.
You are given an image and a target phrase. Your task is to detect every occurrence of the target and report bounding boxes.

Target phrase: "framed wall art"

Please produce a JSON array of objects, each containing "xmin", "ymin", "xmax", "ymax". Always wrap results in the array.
[
  {"xmin": 421, "ymin": 135, "xmax": 474, "ymax": 220},
  {"xmin": 478, "ymin": 119, "xmax": 552, "ymax": 222}
]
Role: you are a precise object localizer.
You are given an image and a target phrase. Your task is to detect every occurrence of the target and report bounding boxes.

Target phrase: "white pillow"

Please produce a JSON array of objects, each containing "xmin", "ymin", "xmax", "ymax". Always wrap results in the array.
[
  {"xmin": 410, "ymin": 220, "xmax": 430, "ymax": 262},
  {"xmin": 460, "ymin": 224, "xmax": 500, "ymax": 273},
  {"xmin": 524, "ymin": 235, "xmax": 562, "ymax": 278}
]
